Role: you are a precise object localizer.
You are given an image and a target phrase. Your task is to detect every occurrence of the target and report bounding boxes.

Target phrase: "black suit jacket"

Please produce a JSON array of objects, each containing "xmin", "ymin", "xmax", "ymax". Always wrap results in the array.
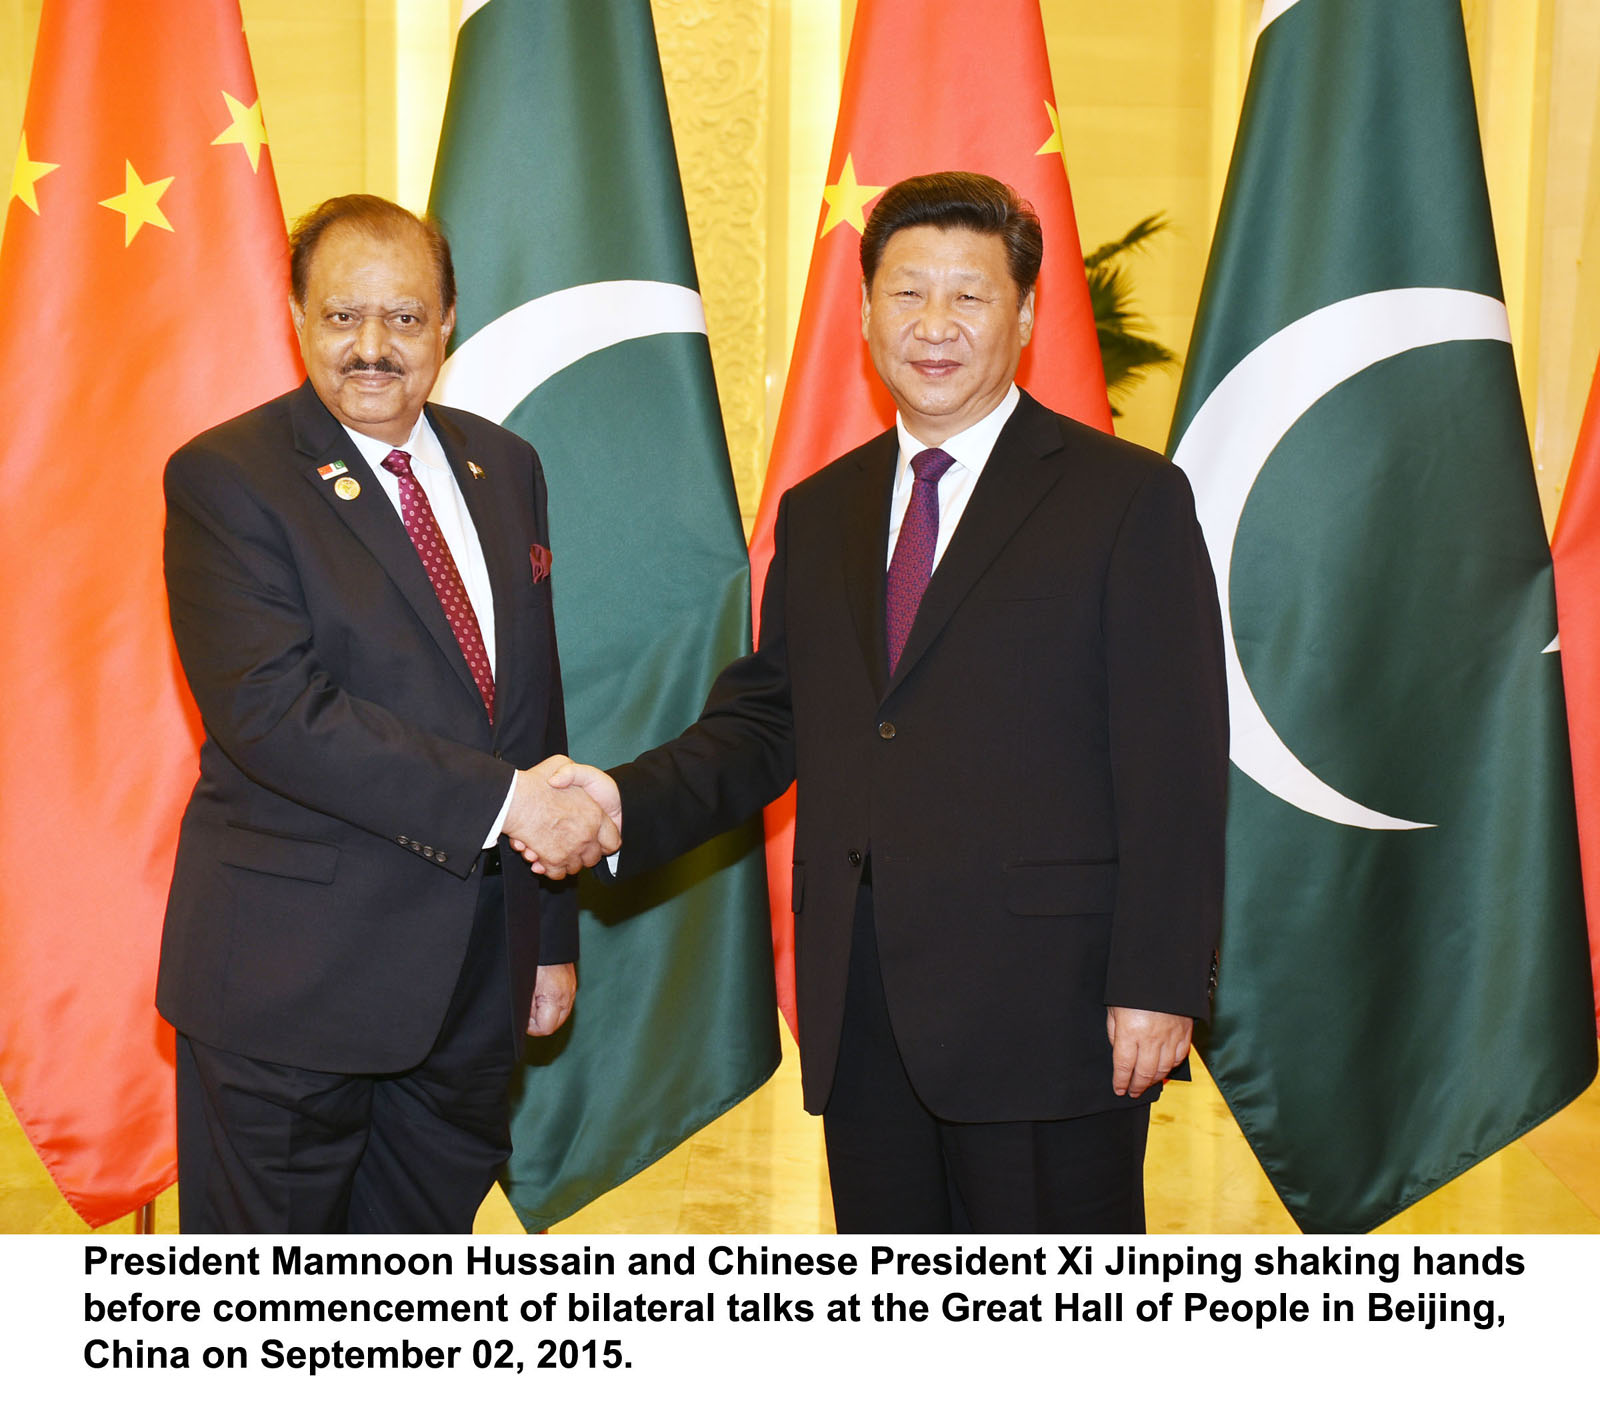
[
  {"xmin": 157, "ymin": 380, "xmax": 576, "ymax": 1074},
  {"xmin": 612, "ymin": 391, "xmax": 1227, "ymax": 1122}
]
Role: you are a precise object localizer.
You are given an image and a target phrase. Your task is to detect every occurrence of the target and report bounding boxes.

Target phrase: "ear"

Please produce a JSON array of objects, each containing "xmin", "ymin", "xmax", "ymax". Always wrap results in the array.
[
  {"xmin": 860, "ymin": 279, "xmax": 872, "ymax": 341},
  {"xmin": 442, "ymin": 304, "xmax": 457, "ymax": 345},
  {"xmin": 1017, "ymin": 286, "xmax": 1036, "ymax": 348},
  {"xmin": 289, "ymin": 295, "xmax": 305, "ymax": 336}
]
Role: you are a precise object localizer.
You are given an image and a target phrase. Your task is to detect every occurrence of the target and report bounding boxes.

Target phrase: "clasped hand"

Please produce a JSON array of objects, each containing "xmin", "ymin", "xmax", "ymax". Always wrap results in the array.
[
  {"xmin": 503, "ymin": 755, "xmax": 623, "ymax": 879},
  {"xmin": 1106, "ymin": 1006, "xmax": 1193, "ymax": 1098}
]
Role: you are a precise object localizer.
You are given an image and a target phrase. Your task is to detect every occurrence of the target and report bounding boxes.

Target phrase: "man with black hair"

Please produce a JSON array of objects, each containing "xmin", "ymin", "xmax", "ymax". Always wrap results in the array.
[{"xmin": 547, "ymin": 172, "xmax": 1227, "ymax": 1233}]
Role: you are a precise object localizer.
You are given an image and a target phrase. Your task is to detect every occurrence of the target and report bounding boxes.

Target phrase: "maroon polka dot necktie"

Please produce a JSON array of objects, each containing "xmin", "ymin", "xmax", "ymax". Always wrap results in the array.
[
  {"xmin": 885, "ymin": 447, "xmax": 954, "ymax": 673},
  {"xmin": 381, "ymin": 448, "xmax": 495, "ymax": 723}
]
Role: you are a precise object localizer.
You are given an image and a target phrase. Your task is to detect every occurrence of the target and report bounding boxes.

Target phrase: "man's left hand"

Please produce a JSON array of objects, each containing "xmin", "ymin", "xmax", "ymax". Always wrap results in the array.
[
  {"xmin": 528, "ymin": 963, "xmax": 577, "ymax": 1036},
  {"xmin": 1106, "ymin": 1006, "xmax": 1193, "ymax": 1098}
]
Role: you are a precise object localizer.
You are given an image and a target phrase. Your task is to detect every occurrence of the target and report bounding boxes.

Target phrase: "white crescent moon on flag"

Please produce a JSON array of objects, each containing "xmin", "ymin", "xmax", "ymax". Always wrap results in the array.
[
  {"xmin": 1172, "ymin": 286, "xmax": 1514, "ymax": 831},
  {"xmin": 435, "ymin": 279, "xmax": 708, "ymax": 424}
]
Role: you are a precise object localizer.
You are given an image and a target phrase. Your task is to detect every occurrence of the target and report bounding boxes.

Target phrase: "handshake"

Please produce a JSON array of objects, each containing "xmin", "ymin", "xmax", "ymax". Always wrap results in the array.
[{"xmin": 501, "ymin": 755, "xmax": 622, "ymax": 880}]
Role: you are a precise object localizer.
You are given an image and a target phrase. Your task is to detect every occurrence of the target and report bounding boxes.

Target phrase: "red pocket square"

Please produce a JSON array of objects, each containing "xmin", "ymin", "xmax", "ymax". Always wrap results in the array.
[{"xmin": 530, "ymin": 544, "xmax": 552, "ymax": 583}]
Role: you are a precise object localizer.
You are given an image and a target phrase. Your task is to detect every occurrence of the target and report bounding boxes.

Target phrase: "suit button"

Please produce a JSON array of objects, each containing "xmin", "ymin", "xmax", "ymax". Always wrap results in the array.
[
  {"xmin": 847, "ymin": 850, "xmax": 862, "ymax": 867},
  {"xmin": 437, "ymin": 852, "xmax": 448, "ymax": 864},
  {"xmin": 423, "ymin": 845, "xmax": 436, "ymax": 859},
  {"xmin": 878, "ymin": 721, "xmax": 896, "ymax": 740},
  {"xmin": 412, "ymin": 842, "xmax": 422, "ymax": 852},
  {"xmin": 397, "ymin": 835, "xmax": 410, "ymax": 845}
]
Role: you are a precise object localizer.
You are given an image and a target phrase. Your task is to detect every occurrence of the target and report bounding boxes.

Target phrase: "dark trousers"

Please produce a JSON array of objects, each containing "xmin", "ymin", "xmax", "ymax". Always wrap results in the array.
[
  {"xmin": 823, "ymin": 884, "xmax": 1150, "ymax": 1234},
  {"xmin": 176, "ymin": 873, "xmax": 518, "ymax": 1234}
]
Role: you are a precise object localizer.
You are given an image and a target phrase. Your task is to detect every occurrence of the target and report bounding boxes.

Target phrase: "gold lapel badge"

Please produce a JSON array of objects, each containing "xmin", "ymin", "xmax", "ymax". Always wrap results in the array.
[
  {"xmin": 468, "ymin": 460, "xmax": 486, "ymax": 480},
  {"xmin": 334, "ymin": 476, "xmax": 361, "ymax": 501}
]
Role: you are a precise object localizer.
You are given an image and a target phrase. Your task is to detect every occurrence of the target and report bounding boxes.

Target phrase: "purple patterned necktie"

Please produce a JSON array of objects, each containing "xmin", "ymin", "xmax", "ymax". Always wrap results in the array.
[
  {"xmin": 381, "ymin": 448, "xmax": 495, "ymax": 723},
  {"xmin": 885, "ymin": 446, "xmax": 955, "ymax": 673}
]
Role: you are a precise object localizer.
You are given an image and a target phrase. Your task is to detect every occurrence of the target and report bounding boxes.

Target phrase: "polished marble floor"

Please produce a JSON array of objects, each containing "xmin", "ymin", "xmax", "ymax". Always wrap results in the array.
[{"xmin": 4, "ymin": 1026, "xmax": 1597, "ymax": 1235}]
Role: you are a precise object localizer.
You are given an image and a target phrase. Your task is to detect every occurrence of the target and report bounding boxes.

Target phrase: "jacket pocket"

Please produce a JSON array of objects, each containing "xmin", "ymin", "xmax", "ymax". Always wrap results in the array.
[
  {"xmin": 220, "ymin": 822, "xmax": 339, "ymax": 884},
  {"xmin": 1003, "ymin": 860, "xmax": 1116, "ymax": 916}
]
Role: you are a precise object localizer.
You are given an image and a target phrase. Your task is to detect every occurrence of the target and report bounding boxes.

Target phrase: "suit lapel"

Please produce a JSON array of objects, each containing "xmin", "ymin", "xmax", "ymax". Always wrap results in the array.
[
  {"xmin": 887, "ymin": 392, "xmax": 1067, "ymax": 691},
  {"xmin": 840, "ymin": 429, "xmax": 898, "ymax": 701},
  {"xmin": 289, "ymin": 382, "xmax": 484, "ymax": 711}
]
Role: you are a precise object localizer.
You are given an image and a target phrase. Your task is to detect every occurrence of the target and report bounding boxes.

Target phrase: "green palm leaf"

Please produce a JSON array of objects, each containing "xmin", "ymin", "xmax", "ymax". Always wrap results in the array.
[{"xmin": 1083, "ymin": 213, "xmax": 1179, "ymax": 416}]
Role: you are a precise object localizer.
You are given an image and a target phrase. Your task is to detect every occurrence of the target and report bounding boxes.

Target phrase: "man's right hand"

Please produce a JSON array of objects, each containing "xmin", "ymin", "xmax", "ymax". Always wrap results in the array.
[{"xmin": 503, "ymin": 755, "xmax": 620, "ymax": 879}]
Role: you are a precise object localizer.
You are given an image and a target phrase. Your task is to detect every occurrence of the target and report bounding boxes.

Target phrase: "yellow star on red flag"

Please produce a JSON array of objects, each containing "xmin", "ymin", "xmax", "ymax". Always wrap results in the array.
[
  {"xmin": 10, "ymin": 133, "xmax": 59, "ymax": 215},
  {"xmin": 1035, "ymin": 100, "xmax": 1064, "ymax": 158},
  {"xmin": 99, "ymin": 160, "xmax": 174, "ymax": 246},
  {"xmin": 820, "ymin": 154, "xmax": 884, "ymax": 238},
  {"xmin": 0, "ymin": 0, "xmax": 306, "ymax": 1237},
  {"xmin": 212, "ymin": 91, "xmax": 268, "ymax": 173}
]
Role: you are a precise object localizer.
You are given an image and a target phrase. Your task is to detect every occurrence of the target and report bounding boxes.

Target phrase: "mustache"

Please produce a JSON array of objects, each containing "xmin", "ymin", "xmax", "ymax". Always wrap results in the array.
[{"xmin": 341, "ymin": 357, "xmax": 403, "ymax": 376}]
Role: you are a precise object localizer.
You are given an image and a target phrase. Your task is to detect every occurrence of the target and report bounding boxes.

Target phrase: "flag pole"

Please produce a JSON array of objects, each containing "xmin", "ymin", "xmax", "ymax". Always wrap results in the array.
[{"xmin": 134, "ymin": 1200, "xmax": 155, "ymax": 1234}]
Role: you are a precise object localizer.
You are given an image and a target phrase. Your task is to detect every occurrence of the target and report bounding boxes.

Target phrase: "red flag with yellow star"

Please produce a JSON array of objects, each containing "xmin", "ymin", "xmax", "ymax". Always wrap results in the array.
[
  {"xmin": 0, "ymin": 0, "xmax": 299, "ymax": 1226},
  {"xmin": 1552, "ymin": 351, "xmax": 1600, "ymax": 1033},
  {"xmin": 752, "ymin": 0, "xmax": 1110, "ymax": 1031}
]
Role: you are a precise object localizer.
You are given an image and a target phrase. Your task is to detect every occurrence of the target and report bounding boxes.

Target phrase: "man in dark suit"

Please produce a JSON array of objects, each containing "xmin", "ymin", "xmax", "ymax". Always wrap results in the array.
[
  {"xmin": 159, "ymin": 195, "xmax": 616, "ymax": 1233},
  {"xmin": 541, "ymin": 171, "xmax": 1227, "ymax": 1233}
]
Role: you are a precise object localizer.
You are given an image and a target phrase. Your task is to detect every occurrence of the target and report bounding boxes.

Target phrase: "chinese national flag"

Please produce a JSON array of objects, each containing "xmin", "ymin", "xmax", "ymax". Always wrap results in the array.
[
  {"xmin": 752, "ymin": 0, "xmax": 1111, "ymax": 1030},
  {"xmin": 1552, "ymin": 353, "xmax": 1600, "ymax": 1033},
  {"xmin": 0, "ymin": 0, "xmax": 299, "ymax": 1225}
]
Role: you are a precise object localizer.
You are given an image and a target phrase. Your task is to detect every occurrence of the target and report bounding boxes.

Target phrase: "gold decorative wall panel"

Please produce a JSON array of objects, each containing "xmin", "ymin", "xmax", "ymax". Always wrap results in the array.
[
  {"xmin": 1042, "ymin": 0, "xmax": 1227, "ymax": 452},
  {"xmin": 654, "ymin": 0, "xmax": 771, "ymax": 522}
]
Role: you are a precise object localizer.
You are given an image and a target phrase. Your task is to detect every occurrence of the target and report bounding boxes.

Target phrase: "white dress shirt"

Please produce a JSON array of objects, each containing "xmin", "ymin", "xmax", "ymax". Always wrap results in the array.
[
  {"xmin": 885, "ymin": 383, "xmax": 1020, "ymax": 570},
  {"xmin": 346, "ymin": 415, "xmax": 515, "ymax": 845}
]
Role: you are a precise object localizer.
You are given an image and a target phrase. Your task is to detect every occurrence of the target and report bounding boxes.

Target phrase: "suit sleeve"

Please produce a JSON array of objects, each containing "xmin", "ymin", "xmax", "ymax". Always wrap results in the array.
[
  {"xmin": 608, "ymin": 493, "xmax": 800, "ymax": 875},
  {"xmin": 1100, "ymin": 461, "xmax": 1229, "ymax": 1018},
  {"xmin": 527, "ymin": 449, "xmax": 579, "ymax": 964},
  {"xmin": 163, "ymin": 441, "xmax": 513, "ymax": 881}
]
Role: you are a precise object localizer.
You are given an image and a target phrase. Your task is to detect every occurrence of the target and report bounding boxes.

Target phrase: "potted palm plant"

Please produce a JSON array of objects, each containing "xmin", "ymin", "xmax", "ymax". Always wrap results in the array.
[{"xmin": 1084, "ymin": 213, "xmax": 1179, "ymax": 417}]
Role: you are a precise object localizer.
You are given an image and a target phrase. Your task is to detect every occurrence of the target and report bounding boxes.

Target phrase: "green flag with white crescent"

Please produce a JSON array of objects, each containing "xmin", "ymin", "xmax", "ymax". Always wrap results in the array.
[
  {"xmin": 1168, "ymin": 0, "xmax": 1596, "ymax": 1233},
  {"xmin": 429, "ymin": 0, "xmax": 778, "ymax": 1230}
]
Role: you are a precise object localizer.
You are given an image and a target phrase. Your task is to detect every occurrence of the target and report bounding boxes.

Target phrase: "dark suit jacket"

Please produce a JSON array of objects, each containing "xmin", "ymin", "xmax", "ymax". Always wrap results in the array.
[
  {"xmin": 157, "ymin": 380, "xmax": 576, "ymax": 1074},
  {"xmin": 612, "ymin": 391, "xmax": 1227, "ymax": 1122}
]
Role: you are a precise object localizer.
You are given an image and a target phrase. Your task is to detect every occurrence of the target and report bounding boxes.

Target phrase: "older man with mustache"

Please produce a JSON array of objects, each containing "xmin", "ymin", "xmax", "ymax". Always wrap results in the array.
[{"xmin": 158, "ymin": 194, "xmax": 615, "ymax": 1233}]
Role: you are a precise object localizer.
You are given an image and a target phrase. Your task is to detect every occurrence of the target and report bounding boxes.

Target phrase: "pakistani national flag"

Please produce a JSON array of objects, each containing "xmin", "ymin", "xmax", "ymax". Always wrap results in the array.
[
  {"xmin": 1168, "ymin": 0, "xmax": 1596, "ymax": 1233},
  {"xmin": 430, "ymin": 0, "xmax": 778, "ymax": 1230}
]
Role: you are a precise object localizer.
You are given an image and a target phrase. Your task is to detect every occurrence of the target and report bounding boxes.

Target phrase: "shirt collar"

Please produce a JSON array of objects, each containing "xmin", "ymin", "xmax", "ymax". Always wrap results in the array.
[
  {"xmin": 347, "ymin": 409, "xmax": 448, "ymax": 477},
  {"xmin": 894, "ymin": 384, "xmax": 1021, "ymax": 473}
]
